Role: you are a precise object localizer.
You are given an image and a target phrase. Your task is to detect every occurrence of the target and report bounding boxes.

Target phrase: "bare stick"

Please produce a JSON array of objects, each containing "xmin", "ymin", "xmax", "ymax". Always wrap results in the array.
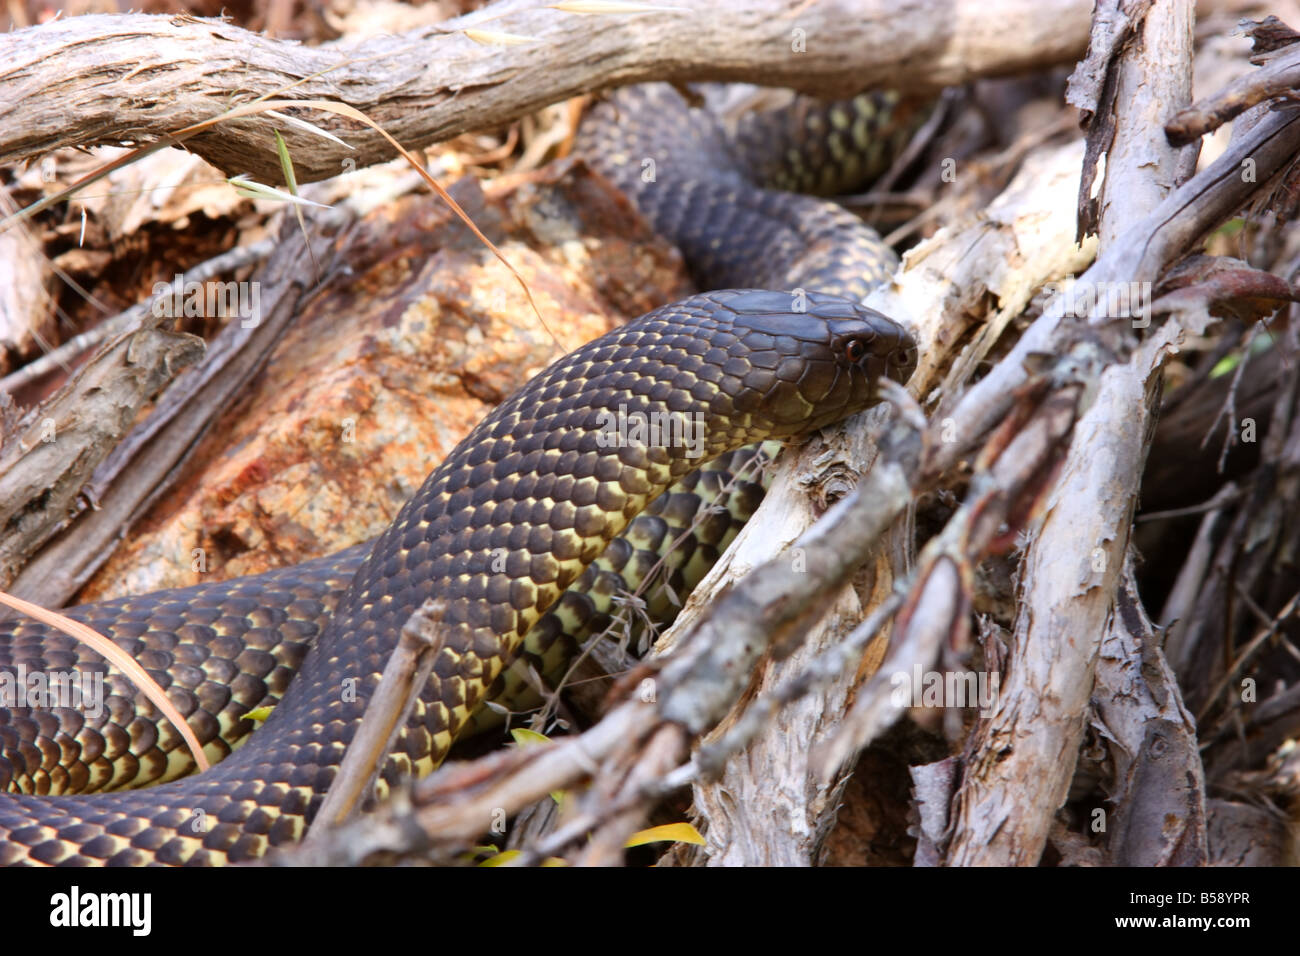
[
  {"xmin": 3, "ymin": 207, "xmax": 346, "ymax": 606},
  {"xmin": 922, "ymin": 92, "xmax": 1300, "ymax": 485},
  {"xmin": 1165, "ymin": 17, "xmax": 1300, "ymax": 146},
  {"xmin": 1092, "ymin": 561, "xmax": 1207, "ymax": 865},
  {"xmin": 309, "ymin": 599, "xmax": 449, "ymax": 835}
]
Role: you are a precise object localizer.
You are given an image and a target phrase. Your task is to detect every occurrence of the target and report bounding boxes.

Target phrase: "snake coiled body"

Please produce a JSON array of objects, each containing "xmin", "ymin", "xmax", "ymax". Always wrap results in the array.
[{"xmin": 0, "ymin": 84, "xmax": 920, "ymax": 865}]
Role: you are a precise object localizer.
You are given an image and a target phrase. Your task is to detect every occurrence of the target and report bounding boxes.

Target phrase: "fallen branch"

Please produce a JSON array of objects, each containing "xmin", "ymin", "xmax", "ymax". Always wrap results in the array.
[
  {"xmin": 2, "ymin": 204, "xmax": 348, "ymax": 605},
  {"xmin": 0, "ymin": 238, "xmax": 274, "ymax": 394},
  {"xmin": 1165, "ymin": 15, "xmax": 1300, "ymax": 146},
  {"xmin": 1092, "ymin": 561, "xmax": 1207, "ymax": 865},
  {"xmin": 0, "ymin": 0, "xmax": 1093, "ymax": 183},
  {"xmin": 661, "ymin": 136, "xmax": 1094, "ymax": 866},
  {"xmin": 0, "ymin": 319, "xmax": 203, "ymax": 590},
  {"xmin": 922, "ymin": 89, "xmax": 1300, "ymax": 486},
  {"xmin": 945, "ymin": 0, "xmax": 1198, "ymax": 867}
]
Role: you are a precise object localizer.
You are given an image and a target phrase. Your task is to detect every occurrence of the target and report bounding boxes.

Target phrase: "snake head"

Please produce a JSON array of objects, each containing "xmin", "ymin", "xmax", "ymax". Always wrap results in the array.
[{"xmin": 711, "ymin": 289, "xmax": 916, "ymax": 437}]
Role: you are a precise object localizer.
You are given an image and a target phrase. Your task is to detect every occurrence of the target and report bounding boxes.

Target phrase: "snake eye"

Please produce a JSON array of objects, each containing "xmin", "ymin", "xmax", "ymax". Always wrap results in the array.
[{"xmin": 845, "ymin": 339, "xmax": 868, "ymax": 363}]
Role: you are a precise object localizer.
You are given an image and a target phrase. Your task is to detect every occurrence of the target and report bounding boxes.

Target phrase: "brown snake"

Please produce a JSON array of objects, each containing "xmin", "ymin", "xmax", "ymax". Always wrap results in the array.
[{"xmin": 0, "ymin": 84, "xmax": 921, "ymax": 865}]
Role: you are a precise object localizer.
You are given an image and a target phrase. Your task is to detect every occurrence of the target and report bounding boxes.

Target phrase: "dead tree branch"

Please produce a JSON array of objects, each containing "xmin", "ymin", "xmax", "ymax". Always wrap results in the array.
[
  {"xmin": 946, "ymin": 0, "xmax": 1198, "ymax": 866},
  {"xmin": 2, "ymin": 205, "xmax": 351, "ymax": 605},
  {"xmin": 1166, "ymin": 15, "xmax": 1300, "ymax": 146},
  {"xmin": 0, "ymin": 0, "xmax": 1093, "ymax": 183}
]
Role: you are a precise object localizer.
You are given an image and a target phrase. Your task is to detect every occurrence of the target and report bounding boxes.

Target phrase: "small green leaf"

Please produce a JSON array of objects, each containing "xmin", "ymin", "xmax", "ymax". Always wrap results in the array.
[
  {"xmin": 510, "ymin": 728, "xmax": 566, "ymax": 802},
  {"xmin": 510, "ymin": 728, "xmax": 551, "ymax": 747},
  {"xmin": 1209, "ymin": 354, "xmax": 1241, "ymax": 379},
  {"xmin": 265, "ymin": 110, "xmax": 352, "ymax": 149},
  {"xmin": 463, "ymin": 28, "xmax": 537, "ymax": 45},
  {"xmin": 273, "ymin": 130, "xmax": 298, "ymax": 196},
  {"xmin": 1215, "ymin": 217, "xmax": 1246, "ymax": 238}
]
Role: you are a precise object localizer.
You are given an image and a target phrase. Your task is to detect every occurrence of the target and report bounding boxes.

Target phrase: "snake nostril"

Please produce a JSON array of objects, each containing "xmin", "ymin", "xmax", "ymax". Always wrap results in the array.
[{"xmin": 888, "ymin": 345, "xmax": 918, "ymax": 382}]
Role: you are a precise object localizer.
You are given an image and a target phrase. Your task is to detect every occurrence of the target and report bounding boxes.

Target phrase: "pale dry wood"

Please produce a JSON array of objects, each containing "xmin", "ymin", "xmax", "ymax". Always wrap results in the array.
[
  {"xmin": 947, "ymin": 0, "xmax": 1199, "ymax": 866},
  {"xmin": 956, "ymin": 246, "xmax": 1282, "ymax": 863},
  {"xmin": 0, "ymin": 190, "xmax": 53, "ymax": 366},
  {"xmin": 569, "ymin": 724, "xmax": 686, "ymax": 867},
  {"xmin": 1092, "ymin": 563, "xmax": 1207, "ymax": 865},
  {"xmin": 0, "ymin": 239, "xmax": 275, "ymax": 394},
  {"xmin": 655, "ymin": 420, "xmax": 896, "ymax": 867},
  {"xmin": 0, "ymin": 325, "xmax": 205, "ymax": 590},
  {"xmin": 310, "ymin": 598, "xmax": 449, "ymax": 835},
  {"xmin": 672, "ymin": 0, "xmax": 1282, "ymax": 868},
  {"xmin": 275, "ymin": 700, "xmax": 656, "ymax": 865},
  {"xmin": 818, "ymin": 354, "xmax": 1095, "ymax": 778},
  {"xmin": 0, "ymin": 0, "xmax": 1094, "ymax": 184},
  {"xmin": 1166, "ymin": 15, "xmax": 1300, "ymax": 145},
  {"xmin": 921, "ymin": 86, "xmax": 1300, "ymax": 485}
]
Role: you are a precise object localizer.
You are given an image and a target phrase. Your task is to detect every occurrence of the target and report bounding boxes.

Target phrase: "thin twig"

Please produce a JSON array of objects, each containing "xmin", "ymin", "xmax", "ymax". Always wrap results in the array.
[{"xmin": 309, "ymin": 598, "xmax": 450, "ymax": 835}]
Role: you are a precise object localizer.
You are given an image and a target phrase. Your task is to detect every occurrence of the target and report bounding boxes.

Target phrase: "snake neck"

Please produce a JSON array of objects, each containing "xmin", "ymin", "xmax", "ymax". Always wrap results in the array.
[{"xmin": 220, "ymin": 294, "xmax": 859, "ymax": 803}]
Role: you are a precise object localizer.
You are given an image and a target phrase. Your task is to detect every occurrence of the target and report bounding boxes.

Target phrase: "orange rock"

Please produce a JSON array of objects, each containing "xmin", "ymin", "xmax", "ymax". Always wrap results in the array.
[{"xmin": 79, "ymin": 160, "xmax": 691, "ymax": 601}]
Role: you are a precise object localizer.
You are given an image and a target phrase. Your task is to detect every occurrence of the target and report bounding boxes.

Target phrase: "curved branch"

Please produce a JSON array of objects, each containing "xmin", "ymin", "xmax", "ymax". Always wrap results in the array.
[{"xmin": 0, "ymin": 0, "xmax": 1092, "ymax": 182}]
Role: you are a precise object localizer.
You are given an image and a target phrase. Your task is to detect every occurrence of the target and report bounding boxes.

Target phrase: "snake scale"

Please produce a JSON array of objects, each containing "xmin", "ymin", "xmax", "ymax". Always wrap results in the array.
[{"xmin": 0, "ymin": 84, "xmax": 921, "ymax": 865}]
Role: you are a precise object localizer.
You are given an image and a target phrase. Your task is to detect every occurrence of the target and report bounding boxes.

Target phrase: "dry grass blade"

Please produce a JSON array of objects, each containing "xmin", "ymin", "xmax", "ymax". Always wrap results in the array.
[{"xmin": 462, "ymin": 29, "xmax": 537, "ymax": 45}]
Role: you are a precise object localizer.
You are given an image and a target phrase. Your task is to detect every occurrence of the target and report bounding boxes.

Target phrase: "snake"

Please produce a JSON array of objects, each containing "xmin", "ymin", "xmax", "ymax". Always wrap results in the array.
[{"xmin": 0, "ymin": 84, "xmax": 921, "ymax": 865}]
